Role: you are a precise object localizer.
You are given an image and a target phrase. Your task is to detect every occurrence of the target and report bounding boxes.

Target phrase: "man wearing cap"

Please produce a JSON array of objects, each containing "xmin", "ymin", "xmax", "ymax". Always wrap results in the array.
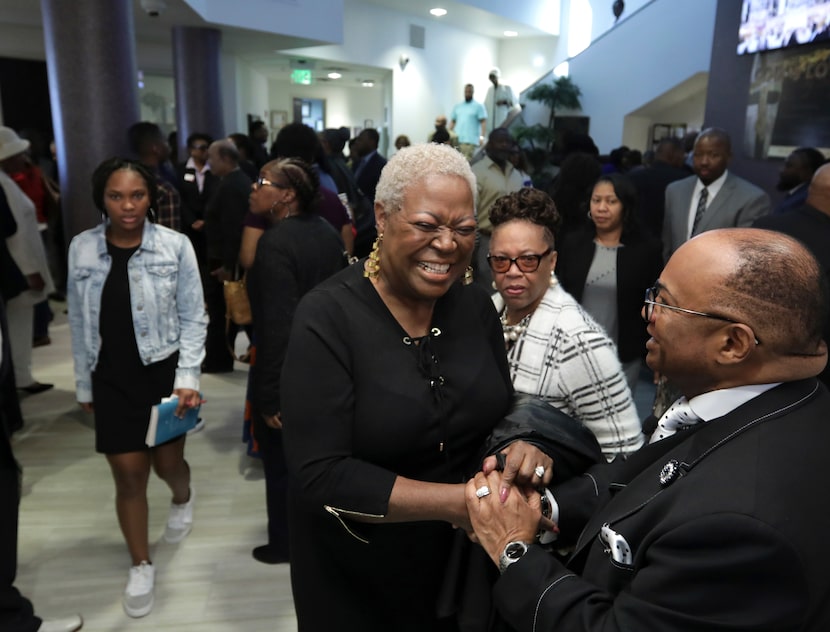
[
  {"xmin": 484, "ymin": 67, "xmax": 517, "ymax": 129},
  {"xmin": 0, "ymin": 127, "xmax": 54, "ymax": 395}
]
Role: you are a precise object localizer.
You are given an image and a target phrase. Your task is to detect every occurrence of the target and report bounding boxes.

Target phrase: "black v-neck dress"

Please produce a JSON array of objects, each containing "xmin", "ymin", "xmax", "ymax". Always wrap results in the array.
[{"xmin": 282, "ymin": 264, "xmax": 512, "ymax": 631}]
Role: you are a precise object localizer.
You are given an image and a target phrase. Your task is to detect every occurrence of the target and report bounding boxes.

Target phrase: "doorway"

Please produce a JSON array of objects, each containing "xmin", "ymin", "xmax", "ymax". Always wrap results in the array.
[{"xmin": 292, "ymin": 97, "xmax": 325, "ymax": 131}]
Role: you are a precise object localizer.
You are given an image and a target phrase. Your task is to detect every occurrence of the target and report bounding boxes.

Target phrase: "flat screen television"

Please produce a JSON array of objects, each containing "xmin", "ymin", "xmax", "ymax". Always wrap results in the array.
[{"xmin": 738, "ymin": 0, "xmax": 830, "ymax": 55}]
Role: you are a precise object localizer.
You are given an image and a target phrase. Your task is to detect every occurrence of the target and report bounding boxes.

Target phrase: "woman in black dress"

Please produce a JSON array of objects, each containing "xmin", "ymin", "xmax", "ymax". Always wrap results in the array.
[
  {"xmin": 246, "ymin": 157, "xmax": 346, "ymax": 563},
  {"xmin": 281, "ymin": 143, "xmax": 553, "ymax": 631},
  {"xmin": 67, "ymin": 158, "xmax": 207, "ymax": 618},
  {"xmin": 557, "ymin": 173, "xmax": 663, "ymax": 391}
]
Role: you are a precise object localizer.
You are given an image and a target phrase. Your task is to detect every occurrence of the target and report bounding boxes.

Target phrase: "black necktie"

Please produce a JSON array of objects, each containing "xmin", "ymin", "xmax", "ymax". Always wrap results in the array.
[{"xmin": 691, "ymin": 187, "xmax": 708, "ymax": 235}]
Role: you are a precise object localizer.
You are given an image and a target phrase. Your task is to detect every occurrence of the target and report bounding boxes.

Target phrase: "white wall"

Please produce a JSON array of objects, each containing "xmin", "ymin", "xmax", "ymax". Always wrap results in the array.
[
  {"xmin": 282, "ymin": 0, "xmax": 499, "ymax": 153},
  {"xmin": 589, "ymin": 0, "xmax": 655, "ymax": 40},
  {"xmin": 499, "ymin": 36, "xmax": 560, "ymax": 96},
  {"xmin": 266, "ymin": 79, "xmax": 385, "ymax": 132},
  {"xmin": 522, "ymin": 0, "xmax": 716, "ymax": 153},
  {"xmin": 224, "ymin": 56, "xmax": 270, "ymax": 135},
  {"xmin": 185, "ymin": 0, "xmax": 344, "ymax": 43},
  {"xmin": 463, "ymin": 0, "xmax": 561, "ymax": 34}
]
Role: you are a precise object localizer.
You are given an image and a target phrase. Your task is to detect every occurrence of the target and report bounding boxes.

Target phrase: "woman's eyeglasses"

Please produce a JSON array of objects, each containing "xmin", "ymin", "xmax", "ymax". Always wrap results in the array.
[
  {"xmin": 253, "ymin": 177, "xmax": 288, "ymax": 191},
  {"xmin": 487, "ymin": 249, "xmax": 552, "ymax": 273}
]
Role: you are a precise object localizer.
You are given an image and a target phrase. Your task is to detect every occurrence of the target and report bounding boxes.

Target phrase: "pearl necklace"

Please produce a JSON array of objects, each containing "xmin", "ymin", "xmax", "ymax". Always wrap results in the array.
[{"xmin": 500, "ymin": 311, "xmax": 532, "ymax": 345}]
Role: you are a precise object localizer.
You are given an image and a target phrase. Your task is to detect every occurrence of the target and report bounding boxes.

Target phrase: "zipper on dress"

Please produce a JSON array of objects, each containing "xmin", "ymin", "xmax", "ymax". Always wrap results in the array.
[{"xmin": 324, "ymin": 505, "xmax": 386, "ymax": 544}]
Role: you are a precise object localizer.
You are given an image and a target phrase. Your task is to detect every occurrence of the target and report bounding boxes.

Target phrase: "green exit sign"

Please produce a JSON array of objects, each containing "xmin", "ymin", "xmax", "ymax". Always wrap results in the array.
[{"xmin": 291, "ymin": 69, "xmax": 312, "ymax": 85}]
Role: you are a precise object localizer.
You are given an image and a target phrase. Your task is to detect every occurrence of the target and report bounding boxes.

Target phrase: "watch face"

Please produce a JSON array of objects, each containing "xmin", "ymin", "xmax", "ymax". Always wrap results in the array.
[{"xmin": 506, "ymin": 542, "xmax": 527, "ymax": 560}]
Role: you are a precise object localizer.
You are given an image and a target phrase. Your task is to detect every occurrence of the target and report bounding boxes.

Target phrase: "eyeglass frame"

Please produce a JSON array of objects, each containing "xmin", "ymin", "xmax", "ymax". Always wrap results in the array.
[
  {"xmin": 642, "ymin": 284, "xmax": 760, "ymax": 345},
  {"xmin": 253, "ymin": 176, "xmax": 288, "ymax": 191},
  {"xmin": 487, "ymin": 248, "xmax": 553, "ymax": 274}
]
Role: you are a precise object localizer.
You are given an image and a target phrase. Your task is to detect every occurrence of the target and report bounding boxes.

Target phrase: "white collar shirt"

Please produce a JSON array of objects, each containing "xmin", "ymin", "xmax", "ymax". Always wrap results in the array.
[{"xmin": 687, "ymin": 169, "xmax": 728, "ymax": 238}]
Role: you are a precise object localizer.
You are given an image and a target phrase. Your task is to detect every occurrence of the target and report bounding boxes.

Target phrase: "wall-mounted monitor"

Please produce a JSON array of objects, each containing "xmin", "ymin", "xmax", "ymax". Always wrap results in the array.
[{"xmin": 738, "ymin": 0, "xmax": 830, "ymax": 55}]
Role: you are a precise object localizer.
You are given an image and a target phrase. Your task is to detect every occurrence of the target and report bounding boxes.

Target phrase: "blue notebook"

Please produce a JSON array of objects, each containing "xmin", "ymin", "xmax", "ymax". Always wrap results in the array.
[{"xmin": 145, "ymin": 395, "xmax": 202, "ymax": 447}]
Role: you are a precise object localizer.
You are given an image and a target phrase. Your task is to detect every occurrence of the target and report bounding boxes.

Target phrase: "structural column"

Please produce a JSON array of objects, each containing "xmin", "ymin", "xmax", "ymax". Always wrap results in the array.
[
  {"xmin": 173, "ymin": 27, "xmax": 224, "ymax": 157},
  {"xmin": 41, "ymin": 0, "xmax": 140, "ymax": 239}
]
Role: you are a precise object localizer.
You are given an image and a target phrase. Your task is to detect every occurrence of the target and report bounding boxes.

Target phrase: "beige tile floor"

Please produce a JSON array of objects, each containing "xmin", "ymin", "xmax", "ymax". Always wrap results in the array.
[{"xmin": 12, "ymin": 313, "xmax": 297, "ymax": 631}]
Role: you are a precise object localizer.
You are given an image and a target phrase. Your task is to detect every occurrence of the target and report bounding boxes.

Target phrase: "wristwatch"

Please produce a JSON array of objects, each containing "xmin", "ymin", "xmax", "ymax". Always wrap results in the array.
[{"xmin": 499, "ymin": 541, "xmax": 530, "ymax": 574}]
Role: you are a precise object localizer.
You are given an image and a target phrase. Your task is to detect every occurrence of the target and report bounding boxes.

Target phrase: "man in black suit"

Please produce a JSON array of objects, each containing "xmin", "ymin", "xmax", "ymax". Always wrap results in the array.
[
  {"xmin": 771, "ymin": 146, "xmax": 826, "ymax": 216},
  {"xmin": 467, "ymin": 227, "xmax": 830, "ymax": 630},
  {"xmin": 351, "ymin": 128, "xmax": 386, "ymax": 204},
  {"xmin": 755, "ymin": 163, "xmax": 830, "ymax": 387},
  {"xmin": 627, "ymin": 137, "xmax": 689, "ymax": 240},
  {"xmin": 351, "ymin": 128, "xmax": 386, "ymax": 257},
  {"xmin": 202, "ymin": 139, "xmax": 252, "ymax": 373},
  {"xmin": 177, "ymin": 132, "xmax": 217, "ymax": 266}
]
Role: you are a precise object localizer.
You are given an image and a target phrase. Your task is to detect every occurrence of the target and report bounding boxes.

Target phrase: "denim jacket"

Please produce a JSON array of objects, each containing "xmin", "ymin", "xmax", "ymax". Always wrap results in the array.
[{"xmin": 67, "ymin": 220, "xmax": 207, "ymax": 403}]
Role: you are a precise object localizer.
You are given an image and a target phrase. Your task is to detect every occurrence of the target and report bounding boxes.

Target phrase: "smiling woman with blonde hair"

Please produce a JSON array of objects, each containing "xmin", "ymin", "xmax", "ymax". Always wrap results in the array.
[{"xmin": 280, "ymin": 143, "xmax": 552, "ymax": 630}]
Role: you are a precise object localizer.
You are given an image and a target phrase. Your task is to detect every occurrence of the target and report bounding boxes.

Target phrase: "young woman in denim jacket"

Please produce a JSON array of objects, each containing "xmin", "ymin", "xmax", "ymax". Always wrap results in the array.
[{"xmin": 67, "ymin": 158, "xmax": 207, "ymax": 618}]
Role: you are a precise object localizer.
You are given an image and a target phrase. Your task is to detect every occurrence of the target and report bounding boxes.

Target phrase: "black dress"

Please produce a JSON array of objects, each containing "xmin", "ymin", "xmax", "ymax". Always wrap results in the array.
[
  {"xmin": 92, "ymin": 241, "xmax": 177, "ymax": 454},
  {"xmin": 281, "ymin": 264, "xmax": 512, "ymax": 631}
]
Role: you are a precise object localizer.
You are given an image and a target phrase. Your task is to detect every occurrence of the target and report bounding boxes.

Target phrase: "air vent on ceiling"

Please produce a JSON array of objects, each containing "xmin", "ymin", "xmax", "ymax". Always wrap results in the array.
[{"xmin": 410, "ymin": 24, "xmax": 425, "ymax": 49}]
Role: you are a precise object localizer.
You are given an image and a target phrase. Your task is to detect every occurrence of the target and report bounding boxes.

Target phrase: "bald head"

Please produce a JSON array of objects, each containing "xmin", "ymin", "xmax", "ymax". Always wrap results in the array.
[
  {"xmin": 208, "ymin": 139, "xmax": 239, "ymax": 177},
  {"xmin": 807, "ymin": 163, "xmax": 830, "ymax": 214},
  {"xmin": 686, "ymin": 229, "xmax": 827, "ymax": 355}
]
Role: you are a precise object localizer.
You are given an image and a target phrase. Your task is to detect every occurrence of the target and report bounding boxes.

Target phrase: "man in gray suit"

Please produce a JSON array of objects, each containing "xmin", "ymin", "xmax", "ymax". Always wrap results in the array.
[{"xmin": 662, "ymin": 128, "xmax": 770, "ymax": 262}]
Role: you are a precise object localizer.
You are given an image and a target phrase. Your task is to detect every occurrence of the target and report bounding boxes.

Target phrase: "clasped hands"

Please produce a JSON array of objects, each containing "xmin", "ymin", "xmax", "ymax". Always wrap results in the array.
[{"xmin": 464, "ymin": 442, "xmax": 558, "ymax": 565}]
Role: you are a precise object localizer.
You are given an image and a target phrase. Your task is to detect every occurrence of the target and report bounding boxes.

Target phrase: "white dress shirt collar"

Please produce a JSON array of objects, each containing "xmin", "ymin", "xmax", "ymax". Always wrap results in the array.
[{"xmin": 687, "ymin": 382, "xmax": 780, "ymax": 422}]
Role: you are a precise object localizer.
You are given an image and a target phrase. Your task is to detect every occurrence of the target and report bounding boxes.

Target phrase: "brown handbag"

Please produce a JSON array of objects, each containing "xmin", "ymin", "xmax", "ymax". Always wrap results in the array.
[{"xmin": 223, "ymin": 275, "xmax": 252, "ymax": 326}]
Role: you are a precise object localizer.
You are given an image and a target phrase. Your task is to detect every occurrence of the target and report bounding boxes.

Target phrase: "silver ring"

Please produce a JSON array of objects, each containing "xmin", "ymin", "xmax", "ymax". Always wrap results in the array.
[
  {"xmin": 475, "ymin": 485, "xmax": 491, "ymax": 499},
  {"xmin": 534, "ymin": 465, "xmax": 546, "ymax": 478}
]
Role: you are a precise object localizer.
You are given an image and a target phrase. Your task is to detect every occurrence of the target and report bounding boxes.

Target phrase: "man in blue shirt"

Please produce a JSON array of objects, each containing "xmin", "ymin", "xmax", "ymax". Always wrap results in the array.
[{"xmin": 449, "ymin": 84, "xmax": 487, "ymax": 161}]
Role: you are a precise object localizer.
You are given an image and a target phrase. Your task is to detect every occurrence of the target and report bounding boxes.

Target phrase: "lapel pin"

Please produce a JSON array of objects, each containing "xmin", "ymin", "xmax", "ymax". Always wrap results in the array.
[{"xmin": 659, "ymin": 459, "xmax": 680, "ymax": 486}]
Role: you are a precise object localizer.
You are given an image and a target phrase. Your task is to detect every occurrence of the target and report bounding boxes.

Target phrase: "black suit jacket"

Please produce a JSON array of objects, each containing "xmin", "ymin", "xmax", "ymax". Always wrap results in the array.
[
  {"xmin": 353, "ymin": 151, "xmax": 386, "ymax": 202},
  {"xmin": 0, "ymin": 296, "xmax": 23, "ymax": 467},
  {"xmin": 753, "ymin": 205, "xmax": 830, "ymax": 387},
  {"xmin": 557, "ymin": 226, "xmax": 662, "ymax": 362},
  {"xmin": 177, "ymin": 163, "xmax": 218, "ymax": 229},
  {"xmin": 0, "ymin": 190, "xmax": 27, "ymax": 303},
  {"xmin": 626, "ymin": 161, "xmax": 690, "ymax": 240},
  {"xmin": 204, "ymin": 168, "xmax": 253, "ymax": 271},
  {"xmin": 493, "ymin": 379, "xmax": 830, "ymax": 631}
]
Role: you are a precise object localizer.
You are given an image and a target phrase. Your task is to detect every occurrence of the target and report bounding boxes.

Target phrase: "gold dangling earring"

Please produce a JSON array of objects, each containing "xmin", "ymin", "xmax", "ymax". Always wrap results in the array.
[
  {"xmin": 463, "ymin": 266, "xmax": 474, "ymax": 285},
  {"xmin": 364, "ymin": 233, "xmax": 383, "ymax": 279}
]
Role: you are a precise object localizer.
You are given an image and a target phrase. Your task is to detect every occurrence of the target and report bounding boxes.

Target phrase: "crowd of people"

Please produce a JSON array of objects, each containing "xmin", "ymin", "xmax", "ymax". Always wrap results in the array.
[{"xmin": 2, "ymin": 106, "xmax": 830, "ymax": 631}]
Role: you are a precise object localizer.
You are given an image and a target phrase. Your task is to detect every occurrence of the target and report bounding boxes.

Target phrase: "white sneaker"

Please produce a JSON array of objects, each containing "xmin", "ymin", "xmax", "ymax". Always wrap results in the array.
[
  {"xmin": 123, "ymin": 561, "xmax": 154, "ymax": 618},
  {"xmin": 164, "ymin": 488, "xmax": 194, "ymax": 543}
]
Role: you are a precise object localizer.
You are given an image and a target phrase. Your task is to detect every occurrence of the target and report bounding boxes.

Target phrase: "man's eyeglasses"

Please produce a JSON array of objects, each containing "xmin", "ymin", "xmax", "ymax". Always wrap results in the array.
[
  {"xmin": 487, "ymin": 249, "xmax": 552, "ymax": 273},
  {"xmin": 191, "ymin": 144, "xmax": 209, "ymax": 151},
  {"xmin": 253, "ymin": 177, "xmax": 288, "ymax": 191},
  {"xmin": 643, "ymin": 285, "xmax": 760, "ymax": 345}
]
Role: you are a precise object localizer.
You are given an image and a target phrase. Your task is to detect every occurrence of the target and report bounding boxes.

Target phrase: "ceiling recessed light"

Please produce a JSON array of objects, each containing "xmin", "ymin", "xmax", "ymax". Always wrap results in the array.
[
  {"xmin": 504, "ymin": 30, "xmax": 518, "ymax": 37},
  {"xmin": 362, "ymin": 80, "xmax": 374, "ymax": 87},
  {"xmin": 430, "ymin": 8, "xmax": 447, "ymax": 17},
  {"xmin": 327, "ymin": 72, "xmax": 342, "ymax": 79}
]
